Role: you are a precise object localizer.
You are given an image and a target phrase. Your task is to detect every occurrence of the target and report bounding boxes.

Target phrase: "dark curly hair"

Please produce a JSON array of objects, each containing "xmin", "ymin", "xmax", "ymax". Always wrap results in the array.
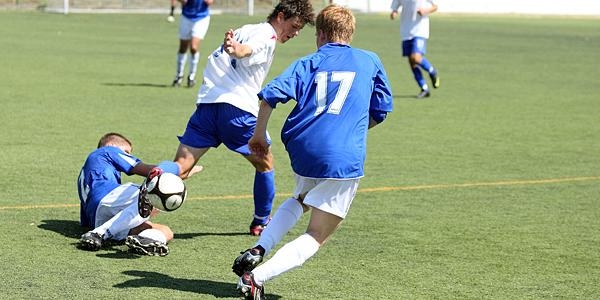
[{"xmin": 267, "ymin": 0, "xmax": 315, "ymax": 26}]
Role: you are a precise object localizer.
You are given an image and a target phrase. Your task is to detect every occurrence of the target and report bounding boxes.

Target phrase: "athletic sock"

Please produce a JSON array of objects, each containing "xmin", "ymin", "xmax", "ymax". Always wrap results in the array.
[
  {"xmin": 255, "ymin": 197, "xmax": 304, "ymax": 255},
  {"xmin": 138, "ymin": 228, "xmax": 167, "ymax": 244},
  {"xmin": 412, "ymin": 67, "xmax": 428, "ymax": 90},
  {"xmin": 253, "ymin": 170, "xmax": 275, "ymax": 223},
  {"xmin": 176, "ymin": 53, "xmax": 187, "ymax": 77},
  {"xmin": 189, "ymin": 52, "xmax": 200, "ymax": 80},
  {"xmin": 418, "ymin": 57, "xmax": 436, "ymax": 75},
  {"xmin": 253, "ymin": 233, "xmax": 320, "ymax": 286}
]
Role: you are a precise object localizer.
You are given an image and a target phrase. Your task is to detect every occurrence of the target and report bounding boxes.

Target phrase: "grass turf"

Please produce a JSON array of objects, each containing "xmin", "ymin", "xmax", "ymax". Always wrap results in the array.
[{"xmin": 0, "ymin": 11, "xmax": 599, "ymax": 299}]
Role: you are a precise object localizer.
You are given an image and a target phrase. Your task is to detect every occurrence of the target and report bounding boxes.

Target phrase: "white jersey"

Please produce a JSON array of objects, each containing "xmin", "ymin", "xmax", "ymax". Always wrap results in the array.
[
  {"xmin": 196, "ymin": 22, "xmax": 277, "ymax": 116},
  {"xmin": 391, "ymin": 0, "xmax": 435, "ymax": 40}
]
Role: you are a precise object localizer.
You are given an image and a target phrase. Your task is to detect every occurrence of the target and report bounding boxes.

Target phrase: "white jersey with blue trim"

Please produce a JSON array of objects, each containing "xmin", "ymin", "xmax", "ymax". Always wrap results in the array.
[
  {"xmin": 391, "ymin": 0, "xmax": 435, "ymax": 40},
  {"xmin": 77, "ymin": 146, "xmax": 140, "ymax": 227},
  {"xmin": 258, "ymin": 43, "xmax": 393, "ymax": 179},
  {"xmin": 196, "ymin": 22, "xmax": 277, "ymax": 116},
  {"xmin": 182, "ymin": 0, "xmax": 210, "ymax": 22}
]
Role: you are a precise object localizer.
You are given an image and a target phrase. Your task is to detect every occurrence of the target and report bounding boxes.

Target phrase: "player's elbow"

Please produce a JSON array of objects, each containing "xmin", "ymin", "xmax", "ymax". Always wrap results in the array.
[{"xmin": 369, "ymin": 110, "xmax": 388, "ymax": 125}]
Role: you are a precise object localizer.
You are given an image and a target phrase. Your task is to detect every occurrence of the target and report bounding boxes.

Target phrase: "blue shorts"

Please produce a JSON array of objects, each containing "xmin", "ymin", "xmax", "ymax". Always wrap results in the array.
[
  {"xmin": 178, "ymin": 103, "xmax": 270, "ymax": 156},
  {"xmin": 402, "ymin": 37, "xmax": 427, "ymax": 56}
]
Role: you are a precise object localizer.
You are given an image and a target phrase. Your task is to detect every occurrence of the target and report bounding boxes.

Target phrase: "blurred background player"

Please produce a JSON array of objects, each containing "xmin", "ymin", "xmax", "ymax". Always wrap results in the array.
[
  {"xmin": 167, "ymin": 0, "xmax": 176, "ymax": 22},
  {"xmin": 77, "ymin": 132, "xmax": 202, "ymax": 256},
  {"xmin": 172, "ymin": 0, "xmax": 214, "ymax": 88},
  {"xmin": 171, "ymin": 0, "xmax": 315, "ymax": 236},
  {"xmin": 390, "ymin": 0, "xmax": 440, "ymax": 98},
  {"xmin": 231, "ymin": 5, "xmax": 393, "ymax": 299}
]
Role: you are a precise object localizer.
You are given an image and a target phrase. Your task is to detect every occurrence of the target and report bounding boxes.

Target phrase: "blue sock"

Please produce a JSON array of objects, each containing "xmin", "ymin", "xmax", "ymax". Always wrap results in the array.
[
  {"xmin": 157, "ymin": 160, "xmax": 180, "ymax": 176},
  {"xmin": 253, "ymin": 170, "xmax": 275, "ymax": 223},
  {"xmin": 418, "ymin": 57, "xmax": 436, "ymax": 75},
  {"xmin": 412, "ymin": 67, "xmax": 428, "ymax": 90}
]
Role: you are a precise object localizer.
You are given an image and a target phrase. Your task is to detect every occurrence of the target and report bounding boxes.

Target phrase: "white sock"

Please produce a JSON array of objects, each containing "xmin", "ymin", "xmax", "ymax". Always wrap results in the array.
[
  {"xmin": 176, "ymin": 53, "xmax": 187, "ymax": 77},
  {"xmin": 256, "ymin": 198, "xmax": 304, "ymax": 255},
  {"xmin": 138, "ymin": 228, "xmax": 167, "ymax": 244},
  {"xmin": 253, "ymin": 233, "xmax": 320, "ymax": 286},
  {"xmin": 189, "ymin": 52, "xmax": 199, "ymax": 79}
]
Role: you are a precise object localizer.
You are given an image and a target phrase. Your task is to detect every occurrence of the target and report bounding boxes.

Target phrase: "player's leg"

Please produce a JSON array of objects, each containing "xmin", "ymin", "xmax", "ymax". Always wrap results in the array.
[
  {"xmin": 404, "ymin": 39, "xmax": 429, "ymax": 98},
  {"xmin": 219, "ymin": 104, "xmax": 276, "ymax": 235},
  {"xmin": 187, "ymin": 16, "xmax": 210, "ymax": 88},
  {"xmin": 80, "ymin": 183, "xmax": 142, "ymax": 250},
  {"xmin": 413, "ymin": 37, "xmax": 439, "ymax": 89},
  {"xmin": 244, "ymin": 150, "xmax": 276, "ymax": 235},
  {"xmin": 173, "ymin": 16, "xmax": 193, "ymax": 86},
  {"xmin": 173, "ymin": 143, "xmax": 209, "ymax": 179},
  {"xmin": 241, "ymin": 178, "xmax": 357, "ymax": 290},
  {"xmin": 248, "ymin": 209, "xmax": 341, "ymax": 288},
  {"xmin": 126, "ymin": 221, "xmax": 173, "ymax": 256},
  {"xmin": 232, "ymin": 195, "xmax": 308, "ymax": 276},
  {"xmin": 174, "ymin": 104, "xmax": 221, "ymax": 179}
]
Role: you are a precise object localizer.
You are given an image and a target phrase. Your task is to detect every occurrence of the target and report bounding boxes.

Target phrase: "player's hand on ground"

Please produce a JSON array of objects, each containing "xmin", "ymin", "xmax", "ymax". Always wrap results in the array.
[{"xmin": 249, "ymin": 134, "xmax": 269, "ymax": 157}]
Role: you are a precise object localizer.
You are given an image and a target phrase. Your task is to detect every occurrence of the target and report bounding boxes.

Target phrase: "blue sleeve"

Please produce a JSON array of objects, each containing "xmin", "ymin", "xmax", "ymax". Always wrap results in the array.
[
  {"xmin": 369, "ymin": 55, "xmax": 394, "ymax": 113},
  {"xmin": 369, "ymin": 109, "xmax": 388, "ymax": 123},
  {"xmin": 107, "ymin": 147, "xmax": 141, "ymax": 175},
  {"xmin": 258, "ymin": 58, "xmax": 310, "ymax": 107},
  {"xmin": 157, "ymin": 160, "xmax": 180, "ymax": 176}
]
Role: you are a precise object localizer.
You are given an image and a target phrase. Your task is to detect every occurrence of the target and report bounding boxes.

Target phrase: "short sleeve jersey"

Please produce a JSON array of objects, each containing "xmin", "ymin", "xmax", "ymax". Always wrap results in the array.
[
  {"xmin": 77, "ymin": 146, "xmax": 140, "ymax": 227},
  {"xmin": 391, "ymin": 0, "xmax": 436, "ymax": 40},
  {"xmin": 258, "ymin": 43, "xmax": 393, "ymax": 179},
  {"xmin": 196, "ymin": 22, "xmax": 277, "ymax": 116},
  {"xmin": 182, "ymin": 0, "xmax": 210, "ymax": 21}
]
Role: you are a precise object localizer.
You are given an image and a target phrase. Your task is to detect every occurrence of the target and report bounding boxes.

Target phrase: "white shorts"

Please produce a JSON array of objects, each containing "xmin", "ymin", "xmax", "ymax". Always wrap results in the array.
[
  {"xmin": 94, "ymin": 183, "xmax": 146, "ymax": 240},
  {"xmin": 179, "ymin": 15, "xmax": 211, "ymax": 40},
  {"xmin": 293, "ymin": 174, "xmax": 360, "ymax": 219}
]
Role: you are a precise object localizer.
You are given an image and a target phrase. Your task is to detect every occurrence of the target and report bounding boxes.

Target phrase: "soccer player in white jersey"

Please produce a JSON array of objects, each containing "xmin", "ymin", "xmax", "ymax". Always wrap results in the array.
[
  {"xmin": 78, "ymin": 133, "xmax": 201, "ymax": 256},
  {"xmin": 170, "ymin": 0, "xmax": 315, "ymax": 236},
  {"xmin": 171, "ymin": 0, "xmax": 214, "ymax": 88},
  {"xmin": 391, "ymin": 0, "xmax": 440, "ymax": 98},
  {"xmin": 231, "ymin": 5, "xmax": 393, "ymax": 299}
]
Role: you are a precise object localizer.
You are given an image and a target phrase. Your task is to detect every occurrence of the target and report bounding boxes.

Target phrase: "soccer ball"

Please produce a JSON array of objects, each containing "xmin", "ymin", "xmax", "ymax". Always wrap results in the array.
[
  {"xmin": 144, "ymin": 172, "xmax": 187, "ymax": 212},
  {"xmin": 166, "ymin": 15, "xmax": 175, "ymax": 23}
]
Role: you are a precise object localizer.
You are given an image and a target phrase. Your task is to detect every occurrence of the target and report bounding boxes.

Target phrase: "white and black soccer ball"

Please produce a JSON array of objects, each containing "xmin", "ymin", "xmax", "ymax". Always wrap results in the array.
[{"xmin": 144, "ymin": 172, "xmax": 187, "ymax": 212}]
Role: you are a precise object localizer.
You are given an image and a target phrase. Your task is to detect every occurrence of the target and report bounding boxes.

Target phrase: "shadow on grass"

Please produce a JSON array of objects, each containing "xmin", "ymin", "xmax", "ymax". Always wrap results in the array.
[
  {"xmin": 175, "ymin": 232, "xmax": 248, "ymax": 239},
  {"xmin": 102, "ymin": 82, "xmax": 171, "ymax": 88},
  {"xmin": 394, "ymin": 94, "xmax": 422, "ymax": 100},
  {"xmin": 115, "ymin": 270, "xmax": 281, "ymax": 299},
  {"xmin": 38, "ymin": 219, "xmax": 85, "ymax": 239}
]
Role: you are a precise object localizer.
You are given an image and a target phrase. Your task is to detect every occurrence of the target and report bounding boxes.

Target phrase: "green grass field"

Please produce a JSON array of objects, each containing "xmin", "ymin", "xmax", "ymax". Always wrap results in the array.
[{"xmin": 1, "ymin": 11, "xmax": 599, "ymax": 299}]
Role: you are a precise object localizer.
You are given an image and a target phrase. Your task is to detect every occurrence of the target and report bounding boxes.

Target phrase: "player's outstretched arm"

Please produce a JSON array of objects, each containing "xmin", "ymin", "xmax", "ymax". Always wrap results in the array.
[{"xmin": 131, "ymin": 162, "xmax": 157, "ymax": 177}]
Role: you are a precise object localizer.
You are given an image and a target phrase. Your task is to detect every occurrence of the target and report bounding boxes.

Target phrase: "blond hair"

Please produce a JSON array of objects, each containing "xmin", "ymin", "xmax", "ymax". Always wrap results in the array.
[{"xmin": 316, "ymin": 5, "xmax": 355, "ymax": 44}]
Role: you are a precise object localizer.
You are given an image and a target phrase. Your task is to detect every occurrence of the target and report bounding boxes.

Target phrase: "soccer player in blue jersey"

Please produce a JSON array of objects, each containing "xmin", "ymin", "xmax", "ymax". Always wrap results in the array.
[
  {"xmin": 78, "ymin": 133, "xmax": 201, "ymax": 256},
  {"xmin": 171, "ymin": 0, "xmax": 315, "ymax": 236},
  {"xmin": 391, "ymin": 0, "xmax": 440, "ymax": 98},
  {"xmin": 231, "ymin": 5, "xmax": 393, "ymax": 299},
  {"xmin": 171, "ymin": 0, "xmax": 214, "ymax": 88}
]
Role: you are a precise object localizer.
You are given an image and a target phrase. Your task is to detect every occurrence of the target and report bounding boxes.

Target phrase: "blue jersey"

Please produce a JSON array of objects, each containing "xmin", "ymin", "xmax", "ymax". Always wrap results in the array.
[
  {"xmin": 182, "ymin": 0, "xmax": 210, "ymax": 21},
  {"xmin": 77, "ymin": 146, "xmax": 140, "ymax": 228},
  {"xmin": 258, "ymin": 43, "xmax": 393, "ymax": 179}
]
